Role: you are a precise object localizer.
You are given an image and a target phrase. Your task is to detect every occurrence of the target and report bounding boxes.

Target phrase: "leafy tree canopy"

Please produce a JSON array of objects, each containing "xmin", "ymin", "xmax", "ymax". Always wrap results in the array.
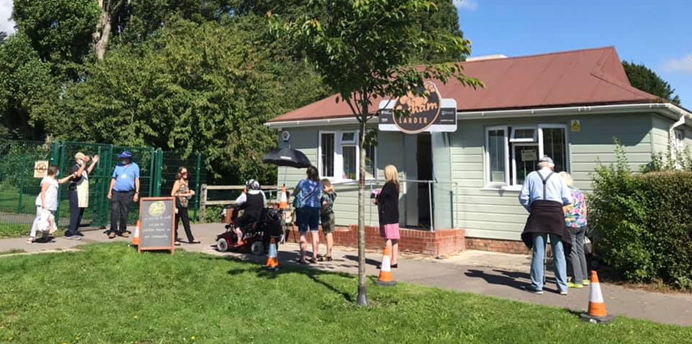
[{"xmin": 623, "ymin": 61, "xmax": 681, "ymax": 105}]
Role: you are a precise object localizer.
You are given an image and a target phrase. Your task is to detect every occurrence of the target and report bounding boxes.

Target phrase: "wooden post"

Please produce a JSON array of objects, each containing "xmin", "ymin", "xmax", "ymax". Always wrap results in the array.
[{"xmin": 199, "ymin": 184, "xmax": 208, "ymax": 223}]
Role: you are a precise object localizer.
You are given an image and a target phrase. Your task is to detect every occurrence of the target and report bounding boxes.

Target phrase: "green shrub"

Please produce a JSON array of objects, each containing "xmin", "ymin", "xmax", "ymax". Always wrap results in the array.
[{"xmin": 590, "ymin": 144, "xmax": 692, "ymax": 289}]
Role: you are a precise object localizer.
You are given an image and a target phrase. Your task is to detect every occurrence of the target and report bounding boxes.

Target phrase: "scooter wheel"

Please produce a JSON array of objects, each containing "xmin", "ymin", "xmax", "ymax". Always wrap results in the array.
[{"xmin": 217, "ymin": 238, "xmax": 228, "ymax": 252}]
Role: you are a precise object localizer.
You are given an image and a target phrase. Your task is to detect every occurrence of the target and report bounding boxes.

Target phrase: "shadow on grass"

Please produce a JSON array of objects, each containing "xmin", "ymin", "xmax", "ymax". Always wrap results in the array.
[
  {"xmin": 342, "ymin": 254, "xmax": 380, "ymax": 267},
  {"xmin": 203, "ymin": 253, "xmax": 356, "ymax": 302}
]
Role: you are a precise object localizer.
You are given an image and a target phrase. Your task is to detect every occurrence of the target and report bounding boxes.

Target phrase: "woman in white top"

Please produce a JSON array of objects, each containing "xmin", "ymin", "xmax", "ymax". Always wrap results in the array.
[{"xmin": 28, "ymin": 166, "xmax": 72, "ymax": 244}]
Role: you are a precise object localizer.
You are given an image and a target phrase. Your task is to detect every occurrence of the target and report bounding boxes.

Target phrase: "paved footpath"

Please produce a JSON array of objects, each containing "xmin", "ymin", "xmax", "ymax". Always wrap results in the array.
[{"xmin": 2, "ymin": 223, "xmax": 691, "ymax": 327}]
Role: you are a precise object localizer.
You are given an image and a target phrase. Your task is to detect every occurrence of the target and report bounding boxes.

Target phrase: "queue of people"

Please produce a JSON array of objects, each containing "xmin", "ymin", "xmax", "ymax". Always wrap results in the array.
[
  {"xmin": 25, "ymin": 153, "xmax": 404, "ymax": 270},
  {"xmin": 519, "ymin": 156, "xmax": 589, "ymax": 295}
]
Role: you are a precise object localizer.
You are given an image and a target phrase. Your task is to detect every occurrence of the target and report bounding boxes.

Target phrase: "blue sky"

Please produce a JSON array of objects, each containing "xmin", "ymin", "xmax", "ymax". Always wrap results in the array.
[{"xmin": 455, "ymin": 0, "xmax": 691, "ymax": 108}]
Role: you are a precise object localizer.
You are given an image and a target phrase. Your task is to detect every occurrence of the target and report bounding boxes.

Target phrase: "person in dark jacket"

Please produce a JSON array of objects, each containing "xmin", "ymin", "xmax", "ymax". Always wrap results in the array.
[
  {"xmin": 375, "ymin": 165, "xmax": 401, "ymax": 268},
  {"xmin": 519, "ymin": 156, "xmax": 573, "ymax": 295},
  {"xmin": 233, "ymin": 179, "xmax": 266, "ymax": 246}
]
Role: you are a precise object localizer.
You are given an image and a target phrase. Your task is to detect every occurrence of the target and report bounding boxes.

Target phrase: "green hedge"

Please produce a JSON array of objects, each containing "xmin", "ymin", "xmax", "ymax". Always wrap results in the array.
[{"xmin": 590, "ymin": 147, "xmax": 692, "ymax": 289}]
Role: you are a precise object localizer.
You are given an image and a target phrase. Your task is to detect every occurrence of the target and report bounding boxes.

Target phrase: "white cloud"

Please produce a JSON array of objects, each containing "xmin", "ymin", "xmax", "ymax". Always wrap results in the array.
[
  {"xmin": 663, "ymin": 53, "xmax": 692, "ymax": 74},
  {"xmin": 454, "ymin": 0, "xmax": 478, "ymax": 11},
  {"xmin": 0, "ymin": 0, "xmax": 15, "ymax": 34}
]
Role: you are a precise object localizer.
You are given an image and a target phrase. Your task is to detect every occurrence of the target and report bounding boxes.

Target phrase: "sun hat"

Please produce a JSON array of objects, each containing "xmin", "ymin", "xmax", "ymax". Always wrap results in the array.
[{"xmin": 118, "ymin": 151, "xmax": 133, "ymax": 159}]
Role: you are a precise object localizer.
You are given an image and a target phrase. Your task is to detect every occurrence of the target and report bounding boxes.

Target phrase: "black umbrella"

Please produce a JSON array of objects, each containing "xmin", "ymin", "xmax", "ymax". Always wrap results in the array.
[{"xmin": 262, "ymin": 148, "xmax": 311, "ymax": 169}]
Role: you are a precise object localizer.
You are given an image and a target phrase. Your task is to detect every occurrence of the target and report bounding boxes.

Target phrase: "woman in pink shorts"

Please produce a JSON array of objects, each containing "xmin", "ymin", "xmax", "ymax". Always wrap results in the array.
[{"xmin": 375, "ymin": 165, "xmax": 401, "ymax": 268}]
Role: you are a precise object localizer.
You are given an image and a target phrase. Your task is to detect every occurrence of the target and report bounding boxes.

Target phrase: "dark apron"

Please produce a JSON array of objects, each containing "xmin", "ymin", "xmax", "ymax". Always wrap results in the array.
[{"xmin": 520, "ymin": 172, "xmax": 571, "ymax": 251}]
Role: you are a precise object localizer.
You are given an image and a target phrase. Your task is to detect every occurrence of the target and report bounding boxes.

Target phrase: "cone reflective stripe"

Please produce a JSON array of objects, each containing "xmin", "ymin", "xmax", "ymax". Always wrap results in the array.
[
  {"xmin": 279, "ymin": 184, "xmax": 288, "ymax": 209},
  {"xmin": 132, "ymin": 221, "xmax": 140, "ymax": 246},
  {"xmin": 581, "ymin": 270, "xmax": 614, "ymax": 324},
  {"xmin": 588, "ymin": 271, "xmax": 607, "ymax": 317},
  {"xmin": 376, "ymin": 246, "xmax": 396, "ymax": 286},
  {"xmin": 266, "ymin": 238, "xmax": 280, "ymax": 270}
]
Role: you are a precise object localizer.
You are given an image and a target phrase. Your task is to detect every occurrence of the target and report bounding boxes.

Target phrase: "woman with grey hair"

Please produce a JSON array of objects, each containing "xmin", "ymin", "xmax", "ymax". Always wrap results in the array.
[{"xmin": 559, "ymin": 172, "xmax": 590, "ymax": 288}]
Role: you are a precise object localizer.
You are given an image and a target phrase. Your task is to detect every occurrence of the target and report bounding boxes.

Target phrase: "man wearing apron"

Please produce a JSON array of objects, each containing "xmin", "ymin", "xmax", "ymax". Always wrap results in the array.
[
  {"xmin": 519, "ymin": 156, "xmax": 573, "ymax": 295},
  {"xmin": 65, "ymin": 152, "xmax": 99, "ymax": 239}
]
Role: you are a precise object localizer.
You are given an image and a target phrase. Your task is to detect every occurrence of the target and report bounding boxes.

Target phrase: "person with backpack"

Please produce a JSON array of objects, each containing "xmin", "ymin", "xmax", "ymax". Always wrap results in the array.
[{"xmin": 292, "ymin": 166, "xmax": 322, "ymax": 264}]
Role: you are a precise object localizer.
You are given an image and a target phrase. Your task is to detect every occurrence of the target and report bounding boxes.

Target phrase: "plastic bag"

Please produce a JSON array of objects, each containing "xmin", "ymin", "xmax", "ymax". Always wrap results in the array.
[{"xmin": 37, "ymin": 210, "xmax": 50, "ymax": 232}]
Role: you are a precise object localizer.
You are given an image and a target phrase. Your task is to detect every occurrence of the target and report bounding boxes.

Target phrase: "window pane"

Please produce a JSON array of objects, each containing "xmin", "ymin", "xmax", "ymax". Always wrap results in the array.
[
  {"xmin": 488, "ymin": 129, "xmax": 506, "ymax": 183},
  {"xmin": 512, "ymin": 128, "xmax": 536, "ymax": 141},
  {"xmin": 365, "ymin": 144, "xmax": 376, "ymax": 179},
  {"xmin": 542, "ymin": 128, "xmax": 566, "ymax": 172},
  {"xmin": 321, "ymin": 133, "xmax": 334, "ymax": 177},
  {"xmin": 343, "ymin": 146, "xmax": 357, "ymax": 180},
  {"xmin": 342, "ymin": 132, "xmax": 356, "ymax": 143},
  {"xmin": 514, "ymin": 145, "xmax": 539, "ymax": 185}
]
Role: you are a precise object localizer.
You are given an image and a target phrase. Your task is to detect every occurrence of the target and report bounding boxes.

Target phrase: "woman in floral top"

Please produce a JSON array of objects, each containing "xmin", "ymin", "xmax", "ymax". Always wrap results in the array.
[{"xmin": 559, "ymin": 172, "xmax": 589, "ymax": 288}]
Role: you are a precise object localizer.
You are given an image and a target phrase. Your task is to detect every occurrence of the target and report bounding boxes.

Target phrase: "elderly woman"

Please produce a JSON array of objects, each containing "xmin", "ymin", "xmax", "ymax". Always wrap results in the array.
[{"xmin": 559, "ymin": 172, "xmax": 589, "ymax": 288}]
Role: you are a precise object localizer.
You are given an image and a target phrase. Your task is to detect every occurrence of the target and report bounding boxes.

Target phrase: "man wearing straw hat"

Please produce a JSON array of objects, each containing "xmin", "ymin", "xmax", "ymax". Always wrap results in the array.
[
  {"xmin": 65, "ymin": 152, "xmax": 99, "ymax": 239},
  {"xmin": 519, "ymin": 156, "xmax": 573, "ymax": 295}
]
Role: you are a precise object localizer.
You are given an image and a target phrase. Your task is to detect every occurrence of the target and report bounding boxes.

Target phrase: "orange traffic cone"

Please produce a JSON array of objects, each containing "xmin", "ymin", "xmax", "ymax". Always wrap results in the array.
[
  {"xmin": 580, "ymin": 271, "xmax": 614, "ymax": 324},
  {"xmin": 376, "ymin": 246, "xmax": 396, "ymax": 286},
  {"xmin": 132, "ymin": 220, "xmax": 141, "ymax": 246},
  {"xmin": 266, "ymin": 237, "xmax": 280, "ymax": 271},
  {"xmin": 279, "ymin": 184, "xmax": 288, "ymax": 210}
]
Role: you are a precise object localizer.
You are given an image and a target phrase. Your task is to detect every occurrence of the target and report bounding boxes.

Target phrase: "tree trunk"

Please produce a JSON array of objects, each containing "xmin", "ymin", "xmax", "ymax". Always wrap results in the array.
[
  {"xmin": 356, "ymin": 107, "xmax": 369, "ymax": 306},
  {"xmin": 94, "ymin": 0, "xmax": 112, "ymax": 61}
]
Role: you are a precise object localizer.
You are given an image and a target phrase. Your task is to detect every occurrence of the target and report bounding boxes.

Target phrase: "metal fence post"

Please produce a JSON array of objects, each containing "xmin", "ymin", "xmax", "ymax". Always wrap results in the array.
[
  {"xmin": 17, "ymin": 155, "xmax": 27, "ymax": 213},
  {"xmin": 194, "ymin": 153, "xmax": 202, "ymax": 221},
  {"xmin": 148, "ymin": 148, "xmax": 155, "ymax": 197},
  {"xmin": 199, "ymin": 184, "xmax": 207, "ymax": 223}
]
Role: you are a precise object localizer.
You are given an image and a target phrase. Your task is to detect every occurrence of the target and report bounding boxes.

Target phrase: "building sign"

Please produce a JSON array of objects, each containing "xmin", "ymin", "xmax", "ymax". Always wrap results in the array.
[
  {"xmin": 34, "ymin": 160, "xmax": 49, "ymax": 178},
  {"xmin": 521, "ymin": 149, "xmax": 537, "ymax": 161},
  {"xmin": 571, "ymin": 120, "xmax": 581, "ymax": 132},
  {"xmin": 378, "ymin": 81, "xmax": 457, "ymax": 133}
]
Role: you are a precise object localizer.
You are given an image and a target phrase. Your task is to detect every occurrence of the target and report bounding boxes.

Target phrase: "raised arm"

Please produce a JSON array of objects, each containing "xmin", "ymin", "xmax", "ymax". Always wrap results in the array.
[{"xmin": 86, "ymin": 155, "xmax": 99, "ymax": 174}]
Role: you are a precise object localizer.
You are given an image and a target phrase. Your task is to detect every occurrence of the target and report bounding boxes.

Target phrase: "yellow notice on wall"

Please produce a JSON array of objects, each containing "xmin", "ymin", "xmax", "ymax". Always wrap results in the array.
[{"xmin": 571, "ymin": 120, "xmax": 581, "ymax": 132}]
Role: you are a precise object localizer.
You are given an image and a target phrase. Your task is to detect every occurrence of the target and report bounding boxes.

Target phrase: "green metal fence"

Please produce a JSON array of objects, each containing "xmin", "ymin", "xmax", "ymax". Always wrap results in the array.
[{"xmin": 0, "ymin": 139, "xmax": 205, "ymax": 230}]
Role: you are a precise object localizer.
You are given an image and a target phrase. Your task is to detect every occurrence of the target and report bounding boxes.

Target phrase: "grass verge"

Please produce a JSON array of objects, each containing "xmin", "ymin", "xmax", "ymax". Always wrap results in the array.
[{"xmin": 0, "ymin": 243, "xmax": 689, "ymax": 344}]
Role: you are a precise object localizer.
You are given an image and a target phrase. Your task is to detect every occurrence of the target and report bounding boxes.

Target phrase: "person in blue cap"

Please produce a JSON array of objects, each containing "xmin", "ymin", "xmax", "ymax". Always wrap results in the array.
[{"xmin": 107, "ymin": 151, "xmax": 140, "ymax": 239}]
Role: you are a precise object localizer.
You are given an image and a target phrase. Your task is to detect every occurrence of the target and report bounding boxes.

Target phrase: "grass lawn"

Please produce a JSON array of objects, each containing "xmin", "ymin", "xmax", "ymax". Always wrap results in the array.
[
  {"xmin": 0, "ymin": 244, "xmax": 689, "ymax": 344},
  {"xmin": 0, "ymin": 224, "xmax": 30, "ymax": 238}
]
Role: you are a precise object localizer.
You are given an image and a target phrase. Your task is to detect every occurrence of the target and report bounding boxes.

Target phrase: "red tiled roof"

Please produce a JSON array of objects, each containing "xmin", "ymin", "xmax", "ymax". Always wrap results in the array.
[{"xmin": 269, "ymin": 47, "xmax": 662, "ymax": 123}]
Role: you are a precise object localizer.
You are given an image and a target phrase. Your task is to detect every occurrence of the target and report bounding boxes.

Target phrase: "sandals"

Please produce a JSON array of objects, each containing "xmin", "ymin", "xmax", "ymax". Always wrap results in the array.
[
  {"xmin": 296, "ymin": 258, "xmax": 308, "ymax": 265},
  {"xmin": 318, "ymin": 256, "xmax": 333, "ymax": 262}
]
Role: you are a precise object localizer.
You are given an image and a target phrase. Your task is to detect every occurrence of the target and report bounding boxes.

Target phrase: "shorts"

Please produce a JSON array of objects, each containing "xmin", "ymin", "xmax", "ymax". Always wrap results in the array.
[
  {"xmin": 321, "ymin": 212, "xmax": 335, "ymax": 234},
  {"xmin": 297, "ymin": 207, "xmax": 320, "ymax": 234},
  {"xmin": 380, "ymin": 223, "xmax": 400, "ymax": 240}
]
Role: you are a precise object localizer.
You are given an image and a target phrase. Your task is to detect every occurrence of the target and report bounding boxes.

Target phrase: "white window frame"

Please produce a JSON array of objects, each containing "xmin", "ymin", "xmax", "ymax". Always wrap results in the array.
[
  {"xmin": 538, "ymin": 124, "xmax": 570, "ymax": 173},
  {"xmin": 485, "ymin": 126, "xmax": 510, "ymax": 187},
  {"xmin": 318, "ymin": 131, "xmax": 338, "ymax": 179},
  {"xmin": 511, "ymin": 143, "xmax": 539, "ymax": 187},
  {"xmin": 484, "ymin": 124, "xmax": 569, "ymax": 190},
  {"xmin": 318, "ymin": 130, "xmax": 377, "ymax": 182},
  {"xmin": 510, "ymin": 126, "xmax": 538, "ymax": 143}
]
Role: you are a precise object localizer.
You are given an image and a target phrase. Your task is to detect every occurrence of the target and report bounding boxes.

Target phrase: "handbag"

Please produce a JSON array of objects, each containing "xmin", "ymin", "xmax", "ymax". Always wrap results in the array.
[{"xmin": 293, "ymin": 182, "xmax": 318, "ymax": 209}]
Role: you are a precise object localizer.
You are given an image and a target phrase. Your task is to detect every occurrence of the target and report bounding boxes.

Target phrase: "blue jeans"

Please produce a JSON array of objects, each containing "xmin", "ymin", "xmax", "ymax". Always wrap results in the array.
[{"xmin": 531, "ymin": 233, "xmax": 567, "ymax": 292}]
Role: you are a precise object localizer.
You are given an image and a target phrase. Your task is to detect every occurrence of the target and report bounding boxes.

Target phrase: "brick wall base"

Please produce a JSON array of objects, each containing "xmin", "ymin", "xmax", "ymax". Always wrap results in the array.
[
  {"xmin": 284, "ymin": 225, "xmax": 466, "ymax": 257},
  {"xmin": 465, "ymin": 237, "xmax": 530, "ymax": 255},
  {"xmin": 284, "ymin": 225, "xmax": 533, "ymax": 256}
]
